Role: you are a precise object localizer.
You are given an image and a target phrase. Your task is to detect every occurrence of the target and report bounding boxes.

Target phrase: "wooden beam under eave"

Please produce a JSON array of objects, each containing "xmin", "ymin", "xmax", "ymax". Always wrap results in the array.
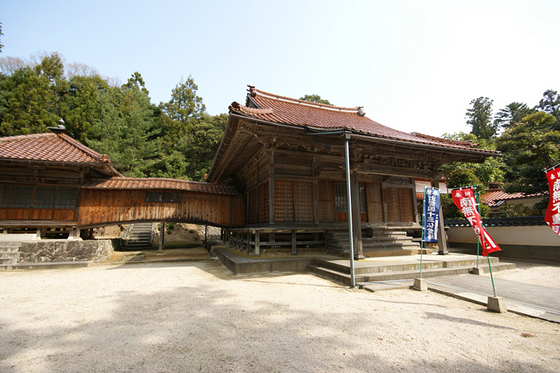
[{"xmin": 357, "ymin": 164, "xmax": 436, "ymax": 179}]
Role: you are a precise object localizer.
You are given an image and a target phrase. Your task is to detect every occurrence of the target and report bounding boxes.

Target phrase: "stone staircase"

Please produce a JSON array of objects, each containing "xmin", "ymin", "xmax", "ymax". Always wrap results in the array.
[
  {"xmin": 307, "ymin": 256, "xmax": 516, "ymax": 286},
  {"xmin": 120, "ymin": 223, "xmax": 155, "ymax": 250},
  {"xmin": 328, "ymin": 230, "xmax": 430, "ymax": 257},
  {"xmin": 0, "ymin": 242, "xmax": 21, "ymax": 265}
]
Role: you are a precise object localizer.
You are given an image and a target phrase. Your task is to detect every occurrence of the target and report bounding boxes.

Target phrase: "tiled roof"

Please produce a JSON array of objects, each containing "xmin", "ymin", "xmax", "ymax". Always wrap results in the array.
[
  {"xmin": 0, "ymin": 132, "xmax": 110, "ymax": 164},
  {"xmin": 228, "ymin": 87, "xmax": 497, "ymax": 153},
  {"xmin": 481, "ymin": 189, "xmax": 542, "ymax": 207},
  {"xmin": 82, "ymin": 177, "xmax": 239, "ymax": 195}
]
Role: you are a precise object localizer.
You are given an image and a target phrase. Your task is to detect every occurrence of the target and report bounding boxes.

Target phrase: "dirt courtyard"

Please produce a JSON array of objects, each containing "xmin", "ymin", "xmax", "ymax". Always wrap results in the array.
[{"xmin": 1, "ymin": 259, "xmax": 559, "ymax": 373}]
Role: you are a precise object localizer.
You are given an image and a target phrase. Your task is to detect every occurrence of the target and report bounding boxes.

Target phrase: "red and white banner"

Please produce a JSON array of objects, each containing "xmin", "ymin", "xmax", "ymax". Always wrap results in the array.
[
  {"xmin": 545, "ymin": 166, "xmax": 560, "ymax": 235},
  {"xmin": 452, "ymin": 188, "xmax": 501, "ymax": 256}
]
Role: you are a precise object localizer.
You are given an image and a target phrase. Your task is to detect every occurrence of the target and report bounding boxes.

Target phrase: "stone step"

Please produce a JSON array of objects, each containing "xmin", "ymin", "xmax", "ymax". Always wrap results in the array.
[
  {"xmin": 313, "ymin": 257, "xmax": 503, "ymax": 276},
  {"xmin": 307, "ymin": 262, "xmax": 515, "ymax": 286}
]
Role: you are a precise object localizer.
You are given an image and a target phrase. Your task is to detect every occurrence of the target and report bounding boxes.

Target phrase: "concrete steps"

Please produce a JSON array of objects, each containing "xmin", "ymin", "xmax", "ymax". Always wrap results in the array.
[
  {"xmin": 307, "ymin": 256, "xmax": 516, "ymax": 286},
  {"xmin": 328, "ymin": 230, "xmax": 427, "ymax": 257},
  {"xmin": 0, "ymin": 242, "xmax": 21, "ymax": 265},
  {"xmin": 121, "ymin": 223, "xmax": 154, "ymax": 250}
]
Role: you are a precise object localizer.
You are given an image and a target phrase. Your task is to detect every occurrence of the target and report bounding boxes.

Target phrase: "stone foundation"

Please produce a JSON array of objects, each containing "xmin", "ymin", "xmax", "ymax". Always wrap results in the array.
[{"xmin": 7, "ymin": 240, "xmax": 117, "ymax": 264}]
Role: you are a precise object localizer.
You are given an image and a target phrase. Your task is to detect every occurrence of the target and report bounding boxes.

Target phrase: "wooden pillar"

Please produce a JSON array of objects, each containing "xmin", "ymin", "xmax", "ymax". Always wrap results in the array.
[
  {"xmin": 246, "ymin": 231, "xmax": 251, "ymax": 254},
  {"xmin": 205, "ymin": 225, "xmax": 208, "ymax": 251},
  {"xmin": 431, "ymin": 178, "xmax": 448, "ymax": 255},
  {"xmin": 269, "ymin": 148, "xmax": 275, "ymax": 225},
  {"xmin": 255, "ymin": 231, "xmax": 261, "ymax": 256},
  {"xmin": 350, "ymin": 170, "xmax": 364, "ymax": 259},
  {"xmin": 158, "ymin": 221, "xmax": 165, "ymax": 252},
  {"xmin": 324, "ymin": 229, "xmax": 329, "ymax": 252},
  {"xmin": 291, "ymin": 230, "xmax": 297, "ymax": 255}
]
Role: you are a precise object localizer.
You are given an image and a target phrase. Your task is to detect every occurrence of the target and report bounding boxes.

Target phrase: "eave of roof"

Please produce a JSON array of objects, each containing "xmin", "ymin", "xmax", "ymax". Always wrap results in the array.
[
  {"xmin": 82, "ymin": 177, "xmax": 240, "ymax": 195},
  {"xmin": 207, "ymin": 86, "xmax": 501, "ymax": 182},
  {"xmin": 232, "ymin": 87, "xmax": 499, "ymax": 155},
  {"xmin": 0, "ymin": 132, "xmax": 121, "ymax": 176}
]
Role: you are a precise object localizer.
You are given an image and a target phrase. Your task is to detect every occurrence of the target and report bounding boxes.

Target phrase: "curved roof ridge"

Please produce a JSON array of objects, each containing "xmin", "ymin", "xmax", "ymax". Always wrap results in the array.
[
  {"xmin": 0, "ymin": 132, "xmax": 54, "ymax": 142},
  {"xmin": 411, "ymin": 132, "xmax": 477, "ymax": 148},
  {"xmin": 248, "ymin": 85, "xmax": 360, "ymax": 114}
]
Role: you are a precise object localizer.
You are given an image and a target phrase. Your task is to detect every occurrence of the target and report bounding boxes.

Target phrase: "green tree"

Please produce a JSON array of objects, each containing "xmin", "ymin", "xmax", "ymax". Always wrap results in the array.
[
  {"xmin": 87, "ymin": 80, "xmax": 161, "ymax": 177},
  {"xmin": 496, "ymin": 111, "xmax": 560, "ymax": 197},
  {"xmin": 122, "ymin": 71, "xmax": 149, "ymax": 95},
  {"xmin": 440, "ymin": 132, "xmax": 505, "ymax": 190},
  {"xmin": 494, "ymin": 102, "xmax": 534, "ymax": 130},
  {"xmin": 537, "ymin": 89, "xmax": 560, "ymax": 130},
  {"xmin": 439, "ymin": 132, "xmax": 504, "ymax": 219},
  {"xmin": 160, "ymin": 76, "xmax": 205, "ymax": 138},
  {"xmin": 60, "ymin": 74, "xmax": 109, "ymax": 142},
  {"xmin": 300, "ymin": 94, "xmax": 331, "ymax": 105},
  {"xmin": 0, "ymin": 53, "xmax": 67, "ymax": 136},
  {"xmin": 466, "ymin": 97, "xmax": 497, "ymax": 139}
]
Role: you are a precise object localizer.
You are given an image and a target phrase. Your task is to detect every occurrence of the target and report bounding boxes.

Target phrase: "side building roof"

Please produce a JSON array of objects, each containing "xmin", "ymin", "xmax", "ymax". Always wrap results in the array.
[{"xmin": 0, "ymin": 132, "xmax": 121, "ymax": 177}]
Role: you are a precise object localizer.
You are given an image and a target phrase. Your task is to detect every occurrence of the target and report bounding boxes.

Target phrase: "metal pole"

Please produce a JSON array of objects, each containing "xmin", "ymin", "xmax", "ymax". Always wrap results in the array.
[
  {"xmin": 474, "ymin": 187, "xmax": 480, "ymax": 268},
  {"xmin": 344, "ymin": 132, "xmax": 356, "ymax": 288},
  {"xmin": 420, "ymin": 186, "xmax": 426, "ymax": 279}
]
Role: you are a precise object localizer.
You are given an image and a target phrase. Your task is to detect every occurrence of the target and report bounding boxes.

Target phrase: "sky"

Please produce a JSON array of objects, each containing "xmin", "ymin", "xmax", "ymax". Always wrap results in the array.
[{"xmin": 2, "ymin": 0, "xmax": 560, "ymax": 137}]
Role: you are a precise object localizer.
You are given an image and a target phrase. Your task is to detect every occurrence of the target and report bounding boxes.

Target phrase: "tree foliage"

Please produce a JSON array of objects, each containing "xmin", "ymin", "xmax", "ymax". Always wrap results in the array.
[
  {"xmin": 440, "ymin": 132, "xmax": 505, "ymax": 191},
  {"xmin": 465, "ymin": 97, "xmax": 497, "ymax": 139},
  {"xmin": 537, "ymin": 89, "xmax": 560, "ymax": 130},
  {"xmin": 496, "ymin": 111, "xmax": 560, "ymax": 197},
  {"xmin": 300, "ymin": 94, "xmax": 331, "ymax": 105},
  {"xmin": 494, "ymin": 102, "xmax": 534, "ymax": 130},
  {"xmin": 0, "ymin": 52, "xmax": 225, "ymax": 180}
]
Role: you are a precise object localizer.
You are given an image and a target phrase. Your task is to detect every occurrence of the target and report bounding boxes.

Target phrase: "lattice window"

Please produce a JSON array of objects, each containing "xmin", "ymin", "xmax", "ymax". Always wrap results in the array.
[
  {"xmin": 335, "ymin": 181, "xmax": 347, "ymax": 213},
  {"xmin": 275, "ymin": 180, "xmax": 294, "ymax": 222},
  {"xmin": 258, "ymin": 181, "xmax": 269, "ymax": 223},
  {"xmin": 385, "ymin": 187, "xmax": 415, "ymax": 223},
  {"xmin": 0, "ymin": 184, "xmax": 10, "ymax": 208},
  {"xmin": 335, "ymin": 181, "xmax": 366, "ymax": 213},
  {"xmin": 366, "ymin": 182, "xmax": 384, "ymax": 222},
  {"xmin": 146, "ymin": 191, "xmax": 163, "ymax": 202},
  {"xmin": 359, "ymin": 183, "xmax": 366, "ymax": 213},
  {"xmin": 318, "ymin": 179, "xmax": 335, "ymax": 222},
  {"xmin": 164, "ymin": 192, "xmax": 181, "ymax": 203},
  {"xmin": 248, "ymin": 188, "xmax": 258, "ymax": 224},
  {"xmin": 274, "ymin": 180, "xmax": 313, "ymax": 223},
  {"xmin": 10, "ymin": 185, "xmax": 33, "ymax": 208},
  {"xmin": 34, "ymin": 187, "xmax": 56, "ymax": 209},
  {"xmin": 294, "ymin": 181, "xmax": 313, "ymax": 222},
  {"xmin": 55, "ymin": 187, "xmax": 78, "ymax": 209}
]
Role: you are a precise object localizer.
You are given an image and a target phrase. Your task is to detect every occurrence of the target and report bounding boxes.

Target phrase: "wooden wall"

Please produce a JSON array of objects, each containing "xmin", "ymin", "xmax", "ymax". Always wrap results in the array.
[{"xmin": 77, "ymin": 189, "xmax": 245, "ymax": 228}]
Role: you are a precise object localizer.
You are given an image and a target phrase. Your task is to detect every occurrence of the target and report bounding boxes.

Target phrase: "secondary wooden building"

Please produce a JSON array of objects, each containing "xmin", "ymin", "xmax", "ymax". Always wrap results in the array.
[
  {"xmin": 0, "ymin": 127, "xmax": 244, "ymax": 239},
  {"xmin": 207, "ymin": 86, "xmax": 498, "ymax": 257}
]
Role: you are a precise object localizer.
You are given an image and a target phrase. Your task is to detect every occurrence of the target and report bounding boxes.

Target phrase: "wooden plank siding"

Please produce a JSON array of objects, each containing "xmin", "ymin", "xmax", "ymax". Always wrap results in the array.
[{"xmin": 77, "ymin": 189, "xmax": 245, "ymax": 228}]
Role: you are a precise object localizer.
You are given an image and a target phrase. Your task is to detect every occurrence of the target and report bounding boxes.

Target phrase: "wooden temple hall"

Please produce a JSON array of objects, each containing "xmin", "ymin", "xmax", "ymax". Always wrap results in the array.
[{"xmin": 0, "ymin": 86, "xmax": 497, "ymax": 258}]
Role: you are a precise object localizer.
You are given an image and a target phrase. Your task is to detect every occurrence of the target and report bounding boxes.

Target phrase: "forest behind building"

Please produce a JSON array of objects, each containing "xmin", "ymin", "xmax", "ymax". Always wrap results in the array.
[{"xmin": 1, "ymin": 52, "xmax": 559, "ymax": 219}]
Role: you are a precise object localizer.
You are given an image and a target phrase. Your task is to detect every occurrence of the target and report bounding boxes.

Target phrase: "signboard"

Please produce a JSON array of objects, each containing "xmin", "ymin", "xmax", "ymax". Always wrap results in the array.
[
  {"xmin": 423, "ymin": 187, "xmax": 439, "ymax": 243},
  {"xmin": 545, "ymin": 166, "xmax": 560, "ymax": 235},
  {"xmin": 452, "ymin": 188, "xmax": 501, "ymax": 256}
]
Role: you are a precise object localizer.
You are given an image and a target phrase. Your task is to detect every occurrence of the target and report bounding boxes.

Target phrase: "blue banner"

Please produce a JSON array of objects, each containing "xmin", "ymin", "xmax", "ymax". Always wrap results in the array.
[{"xmin": 423, "ymin": 187, "xmax": 440, "ymax": 243}]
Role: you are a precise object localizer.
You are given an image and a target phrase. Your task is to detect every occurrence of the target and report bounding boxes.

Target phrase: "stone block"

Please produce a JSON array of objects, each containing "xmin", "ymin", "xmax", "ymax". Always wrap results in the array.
[
  {"xmin": 470, "ymin": 267, "xmax": 484, "ymax": 275},
  {"xmin": 413, "ymin": 278, "xmax": 428, "ymax": 291},
  {"xmin": 487, "ymin": 296, "xmax": 507, "ymax": 313}
]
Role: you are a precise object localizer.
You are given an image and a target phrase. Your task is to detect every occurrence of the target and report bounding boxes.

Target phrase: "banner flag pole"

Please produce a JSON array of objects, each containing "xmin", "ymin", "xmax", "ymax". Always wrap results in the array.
[
  {"xmin": 474, "ymin": 187, "xmax": 480, "ymax": 268},
  {"xmin": 474, "ymin": 188, "xmax": 498, "ymax": 297},
  {"xmin": 420, "ymin": 186, "xmax": 426, "ymax": 279}
]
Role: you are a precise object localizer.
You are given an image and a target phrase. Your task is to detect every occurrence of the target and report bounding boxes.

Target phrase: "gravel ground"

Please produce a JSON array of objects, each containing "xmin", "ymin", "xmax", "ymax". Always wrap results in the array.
[{"xmin": 1, "ymin": 259, "xmax": 560, "ymax": 373}]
